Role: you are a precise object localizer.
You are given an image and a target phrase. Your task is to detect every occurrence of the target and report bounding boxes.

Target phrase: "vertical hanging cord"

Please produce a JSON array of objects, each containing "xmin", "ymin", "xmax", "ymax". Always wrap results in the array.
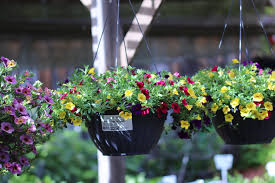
[
  {"xmin": 250, "ymin": 0, "xmax": 275, "ymax": 57},
  {"xmin": 121, "ymin": 30, "xmax": 129, "ymax": 66},
  {"xmin": 115, "ymin": 0, "xmax": 121, "ymax": 68},
  {"xmin": 92, "ymin": 12, "xmax": 110, "ymax": 64},
  {"xmin": 242, "ymin": 20, "xmax": 250, "ymax": 61},
  {"xmin": 128, "ymin": 0, "xmax": 159, "ymax": 74},
  {"xmin": 239, "ymin": 0, "xmax": 243, "ymax": 70},
  {"xmin": 219, "ymin": 0, "xmax": 235, "ymax": 49}
]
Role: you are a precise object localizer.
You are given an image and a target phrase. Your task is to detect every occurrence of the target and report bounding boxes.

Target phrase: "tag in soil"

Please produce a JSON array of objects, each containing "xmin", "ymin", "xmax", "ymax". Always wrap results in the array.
[{"xmin": 101, "ymin": 115, "xmax": 133, "ymax": 131}]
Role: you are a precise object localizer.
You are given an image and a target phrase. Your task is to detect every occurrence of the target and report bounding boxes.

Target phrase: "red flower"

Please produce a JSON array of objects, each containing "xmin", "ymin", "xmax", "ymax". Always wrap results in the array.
[
  {"xmin": 155, "ymin": 80, "xmax": 165, "ymax": 86},
  {"xmin": 169, "ymin": 80, "xmax": 174, "ymax": 85},
  {"xmin": 97, "ymin": 88, "xmax": 101, "ymax": 93},
  {"xmin": 254, "ymin": 101, "xmax": 264, "ymax": 107},
  {"xmin": 145, "ymin": 73, "xmax": 151, "ymax": 78},
  {"xmin": 141, "ymin": 88, "xmax": 150, "ymax": 99},
  {"xmin": 211, "ymin": 66, "xmax": 218, "ymax": 72},
  {"xmin": 136, "ymin": 81, "xmax": 144, "ymax": 89},
  {"xmin": 179, "ymin": 86, "xmax": 184, "ymax": 91},
  {"xmin": 59, "ymin": 93, "xmax": 67, "ymax": 100},
  {"xmin": 71, "ymin": 107, "xmax": 77, "ymax": 113},
  {"xmin": 265, "ymin": 111, "xmax": 272, "ymax": 119},
  {"xmin": 160, "ymin": 102, "xmax": 168, "ymax": 114},
  {"xmin": 171, "ymin": 103, "xmax": 180, "ymax": 113},
  {"xmin": 142, "ymin": 108, "xmax": 150, "ymax": 116},
  {"xmin": 79, "ymin": 80, "xmax": 83, "ymax": 85},
  {"xmin": 156, "ymin": 108, "xmax": 162, "ymax": 118},
  {"xmin": 182, "ymin": 99, "xmax": 188, "ymax": 106},
  {"xmin": 187, "ymin": 77, "xmax": 195, "ymax": 84},
  {"xmin": 183, "ymin": 87, "xmax": 190, "ymax": 96}
]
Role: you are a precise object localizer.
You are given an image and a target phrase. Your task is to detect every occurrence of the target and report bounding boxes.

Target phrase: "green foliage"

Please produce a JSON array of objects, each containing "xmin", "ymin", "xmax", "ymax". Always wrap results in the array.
[{"xmin": 207, "ymin": 173, "xmax": 275, "ymax": 183}]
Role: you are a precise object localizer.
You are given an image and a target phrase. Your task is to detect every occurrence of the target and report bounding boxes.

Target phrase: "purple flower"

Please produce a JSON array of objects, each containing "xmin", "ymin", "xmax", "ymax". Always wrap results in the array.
[
  {"xmin": 28, "ymin": 124, "xmax": 36, "ymax": 132},
  {"xmin": 204, "ymin": 116, "xmax": 211, "ymax": 126},
  {"xmin": 15, "ymin": 103, "xmax": 28, "ymax": 115},
  {"xmin": 31, "ymin": 145, "xmax": 37, "ymax": 154},
  {"xmin": 44, "ymin": 123, "xmax": 53, "ymax": 133},
  {"xmin": 268, "ymin": 70, "xmax": 273, "ymax": 75},
  {"xmin": 26, "ymin": 82, "xmax": 36, "ymax": 90},
  {"xmin": 1, "ymin": 122, "xmax": 14, "ymax": 134},
  {"xmin": 44, "ymin": 96, "xmax": 54, "ymax": 104},
  {"xmin": 0, "ymin": 145, "xmax": 9, "ymax": 152},
  {"xmin": 191, "ymin": 120, "xmax": 202, "ymax": 130},
  {"xmin": 14, "ymin": 116, "xmax": 27, "ymax": 125},
  {"xmin": 44, "ymin": 88, "xmax": 52, "ymax": 96},
  {"xmin": 22, "ymin": 88, "xmax": 31, "ymax": 96},
  {"xmin": 131, "ymin": 104, "xmax": 142, "ymax": 115},
  {"xmin": 0, "ymin": 152, "xmax": 10, "ymax": 162},
  {"xmin": 20, "ymin": 134, "xmax": 33, "ymax": 145},
  {"xmin": 4, "ymin": 106, "xmax": 15, "ymax": 115},
  {"xmin": 242, "ymin": 61, "xmax": 248, "ymax": 66},
  {"xmin": 4, "ymin": 76, "xmax": 17, "ymax": 84},
  {"xmin": 15, "ymin": 86, "xmax": 23, "ymax": 94},
  {"xmin": 0, "ymin": 164, "xmax": 2, "ymax": 169},
  {"xmin": 10, "ymin": 162, "xmax": 21, "ymax": 174},
  {"xmin": 255, "ymin": 63, "xmax": 261, "ymax": 69},
  {"xmin": 1, "ymin": 56, "xmax": 9, "ymax": 66},
  {"xmin": 178, "ymin": 130, "xmax": 191, "ymax": 139},
  {"xmin": 19, "ymin": 156, "xmax": 29, "ymax": 166}
]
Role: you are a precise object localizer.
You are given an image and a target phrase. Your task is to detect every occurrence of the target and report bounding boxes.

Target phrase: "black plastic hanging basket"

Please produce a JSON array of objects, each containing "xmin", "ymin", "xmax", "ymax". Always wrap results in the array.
[
  {"xmin": 213, "ymin": 110, "xmax": 275, "ymax": 145},
  {"xmin": 85, "ymin": 111, "xmax": 166, "ymax": 156}
]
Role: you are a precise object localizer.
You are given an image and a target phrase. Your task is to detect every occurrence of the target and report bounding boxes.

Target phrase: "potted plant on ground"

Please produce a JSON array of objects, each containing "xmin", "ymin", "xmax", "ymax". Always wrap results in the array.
[
  {"xmin": 0, "ymin": 57, "xmax": 63, "ymax": 175},
  {"xmin": 193, "ymin": 59, "xmax": 275, "ymax": 145}
]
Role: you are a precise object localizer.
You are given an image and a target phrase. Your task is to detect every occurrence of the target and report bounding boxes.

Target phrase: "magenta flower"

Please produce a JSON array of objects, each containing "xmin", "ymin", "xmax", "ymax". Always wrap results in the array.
[
  {"xmin": 0, "ymin": 152, "xmax": 10, "ymax": 162},
  {"xmin": 44, "ymin": 123, "xmax": 53, "ymax": 133},
  {"xmin": 4, "ymin": 106, "xmax": 15, "ymax": 115},
  {"xmin": 10, "ymin": 162, "xmax": 22, "ymax": 174},
  {"xmin": 19, "ymin": 156, "xmax": 29, "ymax": 166},
  {"xmin": 1, "ymin": 56, "xmax": 9, "ymax": 66},
  {"xmin": 4, "ymin": 76, "xmax": 17, "ymax": 84},
  {"xmin": 155, "ymin": 80, "xmax": 165, "ymax": 86},
  {"xmin": 44, "ymin": 96, "xmax": 54, "ymax": 104},
  {"xmin": 15, "ymin": 86, "xmax": 23, "ymax": 94},
  {"xmin": 14, "ymin": 116, "xmax": 27, "ymax": 125},
  {"xmin": 1, "ymin": 122, "xmax": 14, "ymax": 134},
  {"xmin": 15, "ymin": 103, "xmax": 28, "ymax": 115},
  {"xmin": 22, "ymin": 88, "xmax": 31, "ymax": 96},
  {"xmin": 20, "ymin": 134, "xmax": 33, "ymax": 145}
]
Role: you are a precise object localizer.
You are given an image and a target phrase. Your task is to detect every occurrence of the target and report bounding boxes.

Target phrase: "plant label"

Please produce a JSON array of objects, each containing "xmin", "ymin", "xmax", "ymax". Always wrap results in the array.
[{"xmin": 101, "ymin": 115, "xmax": 133, "ymax": 131}]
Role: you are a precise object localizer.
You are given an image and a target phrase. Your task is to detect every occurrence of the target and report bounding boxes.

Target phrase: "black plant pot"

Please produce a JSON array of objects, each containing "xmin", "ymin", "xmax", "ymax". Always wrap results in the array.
[
  {"xmin": 213, "ymin": 110, "xmax": 275, "ymax": 145},
  {"xmin": 85, "ymin": 111, "xmax": 166, "ymax": 156}
]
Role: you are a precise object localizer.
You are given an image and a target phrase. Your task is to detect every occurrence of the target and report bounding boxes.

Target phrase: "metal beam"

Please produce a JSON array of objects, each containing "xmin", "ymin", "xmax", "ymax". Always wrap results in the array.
[{"xmin": 120, "ymin": 0, "xmax": 163, "ymax": 66}]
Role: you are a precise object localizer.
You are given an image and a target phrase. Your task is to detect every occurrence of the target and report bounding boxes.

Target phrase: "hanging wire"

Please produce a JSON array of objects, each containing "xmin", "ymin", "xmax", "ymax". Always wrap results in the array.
[
  {"xmin": 128, "ymin": 0, "xmax": 159, "ymax": 74},
  {"xmin": 92, "ymin": 12, "xmax": 110, "ymax": 64},
  {"xmin": 115, "ymin": 0, "xmax": 121, "ymax": 68},
  {"xmin": 250, "ymin": 0, "xmax": 275, "ymax": 57},
  {"xmin": 219, "ymin": 0, "xmax": 235, "ymax": 49},
  {"xmin": 242, "ymin": 19, "xmax": 250, "ymax": 61},
  {"xmin": 239, "ymin": 0, "xmax": 243, "ymax": 70},
  {"xmin": 120, "ymin": 28, "xmax": 129, "ymax": 66}
]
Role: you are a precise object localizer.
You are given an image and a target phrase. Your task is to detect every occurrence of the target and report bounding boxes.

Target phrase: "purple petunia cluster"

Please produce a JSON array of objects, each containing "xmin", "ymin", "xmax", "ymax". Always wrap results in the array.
[{"xmin": 0, "ymin": 57, "xmax": 59, "ymax": 175}]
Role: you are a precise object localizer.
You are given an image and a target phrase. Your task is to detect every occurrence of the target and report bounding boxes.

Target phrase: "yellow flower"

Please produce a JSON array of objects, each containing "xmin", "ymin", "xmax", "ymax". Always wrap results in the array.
[
  {"xmin": 264, "ymin": 102, "xmax": 273, "ymax": 111},
  {"xmin": 151, "ymin": 74, "xmax": 157, "ymax": 79},
  {"xmin": 88, "ymin": 68, "xmax": 95, "ymax": 75},
  {"xmin": 228, "ymin": 71, "xmax": 235, "ymax": 78},
  {"xmin": 106, "ymin": 95, "xmax": 111, "ymax": 99},
  {"xmin": 239, "ymin": 105, "xmax": 244, "ymax": 110},
  {"xmin": 65, "ymin": 102, "xmax": 75, "ymax": 110},
  {"xmin": 125, "ymin": 90, "xmax": 133, "ymax": 97},
  {"xmin": 223, "ymin": 106, "xmax": 230, "ymax": 114},
  {"xmin": 180, "ymin": 120, "xmax": 190, "ymax": 130},
  {"xmin": 7, "ymin": 60, "xmax": 16, "ymax": 67},
  {"xmin": 250, "ymin": 77, "xmax": 256, "ymax": 83},
  {"xmin": 211, "ymin": 103, "xmax": 219, "ymax": 113},
  {"xmin": 246, "ymin": 103, "xmax": 256, "ymax": 111},
  {"xmin": 173, "ymin": 89, "xmax": 179, "ymax": 95},
  {"xmin": 218, "ymin": 71, "xmax": 224, "ymax": 76},
  {"xmin": 269, "ymin": 71, "xmax": 275, "ymax": 81},
  {"xmin": 257, "ymin": 111, "xmax": 269, "ymax": 120},
  {"xmin": 253, "ymin": 93, "xmax": 264, "ymax": 102},
  {"xmin": 201, "ymin": 97, "xmax": 207, "ymax": 104},
  {"xmin": 208, "ymin": 72, "xmax": 214, "ymax": 78},
  {"xmin": 188, "ymin": 88, "xmax": 197, "ymax": 98},
  {"xmin": 95, "ymin": 99, "xmax": 102, "ymax": 104},
  {"xmin": 230, "ymin": 98, "xmax": 240, "ymax": 108},
  {"xmin": 73, "ymin": 118, "xmax": 82, "ymax": 126},
  {"xmin": 138, "ymin": 93, "xmax": 146, "ymax": 102},
  {"xmin": 185, "ymin": 105, "xmax": 193, "ymax": 111},
  {"xmin": 59, "ymin": 112, "xmax": 66, "ymax": 119},
  {"xmin": 220, "ymin": 86, "xmax": 228, "ymax": 93},
  {"xmin": 61, "ymin": 99, "xmax": 66, "ymax": 104},
  {"xmin": 117, "ymin": 107, "xmax": 121, "ymax": 111},
  {"xmin": 225, "ymin": 114, "xmax": 234, "ymax": 122},
  {"xmin": 232, "ymin": 59, "xmax": 239, "ymax": 64},
  {"xmin": 196, "ymin": 115, "xmax": 201, "ymax": 120},
  {"xmin": 240, "ymin": 108, "xmax": 250, "ymax": 117},
  {"xmin": 225, "ymin": 81, "xmax": 232, "ymax": 86},
  {"xmin": 168, "ymin": 73, "xmax": 173, "ymax": 80},
  {"xmin": 180, "ymin": 80, "xmax": 186, "ymax": 85},
  {"xmin": 119, "ymin": 111, "xmax": 132, "ymax": 120},
  {"xmin": 268, "ymin": 82, "xmax": 273, "ymax": 90}
]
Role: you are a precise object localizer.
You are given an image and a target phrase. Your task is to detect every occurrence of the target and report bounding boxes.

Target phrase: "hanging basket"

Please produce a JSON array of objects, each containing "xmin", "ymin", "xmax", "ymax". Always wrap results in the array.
[
  {"xmin": 85, "ymin": 111, "xmax": 166, "ymax": 156},
  {"xmin": 213, "ymin": 110, "xmax": 275, "ymax": 145}
]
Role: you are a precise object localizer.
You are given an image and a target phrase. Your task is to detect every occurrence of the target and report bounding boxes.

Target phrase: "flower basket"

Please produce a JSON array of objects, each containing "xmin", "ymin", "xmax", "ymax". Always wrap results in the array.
[
  {"xmin": 85, "ymin": 111, "xmax": 166, "ymax": 156},
  {"xmin": 213, "ymin": 110, "xmax": 275, "ymax": 145}
]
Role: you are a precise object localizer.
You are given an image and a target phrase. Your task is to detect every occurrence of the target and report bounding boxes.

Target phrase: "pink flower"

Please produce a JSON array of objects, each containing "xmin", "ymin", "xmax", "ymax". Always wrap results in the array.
[
  {"xmin": 259, "ymin": 69, "xmax": 263, "ymax": 75},
  {"xmin": 173, "ymin": 72, "xmax": 181, "ymax": 77},
  {"xmin": 142, "ymin": 108, "xmax": 150, "ymax": 116},
  {"xmin": 155, "ymin": 80, "xmax": 165, "ymax": 86}
]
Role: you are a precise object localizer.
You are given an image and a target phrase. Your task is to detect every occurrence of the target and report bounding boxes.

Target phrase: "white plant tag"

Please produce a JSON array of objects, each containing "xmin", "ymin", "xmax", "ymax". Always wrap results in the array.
[{"xmin": 101, "ymin": 115, "xmax": 133, "ymax": 131}]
